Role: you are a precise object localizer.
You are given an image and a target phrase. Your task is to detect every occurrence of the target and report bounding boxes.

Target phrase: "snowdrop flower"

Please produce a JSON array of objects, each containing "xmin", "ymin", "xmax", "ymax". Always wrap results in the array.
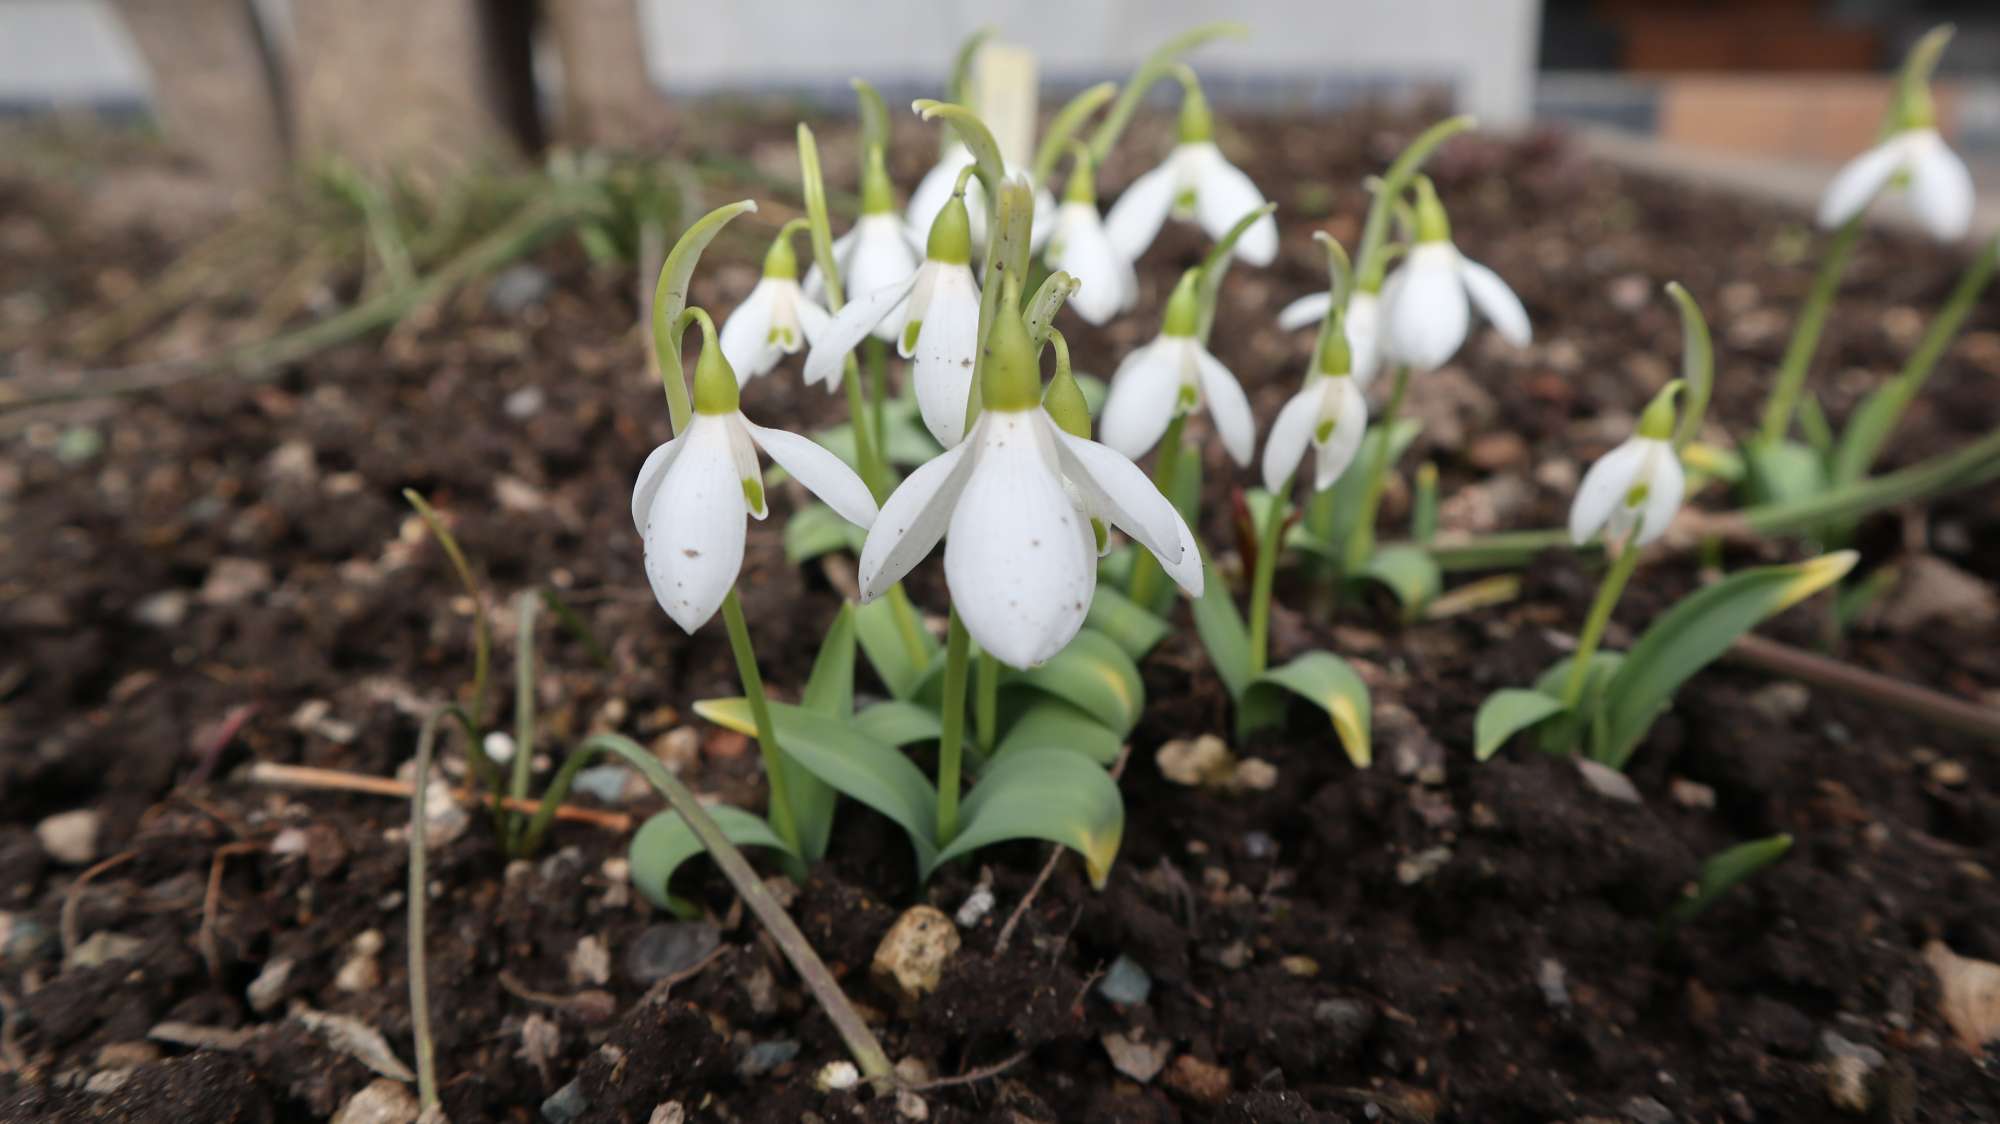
[
  {"xmin": 1379, "ymin": 176, "xmax": 1530, "ymax": 370},
  {"xmin": 806, "ymin": 173, "xmax": 982, "ymax": 447},
  {"xmin": 804, "ymin": 148, "xmax": 920, "ymax": 322},
  {"xmin": 1262, "ymin": 312, "xmax": 1371, "ymax": 494},
  {"xmin": 1099, "ymin": 269, "xmax": 1255, "ymax": 466},
  {"xmin": 1106, "ymin": 68, "xmax": 1277, "ymax": 267},
  {"xmin": 718, "ymin": 221, "xmax": 829, "ymax": 382},
  {"xmin": 1045, "ymin": 146, "xmax": 1137, "ymax": 325},
  {"xmin": 1276, "ymin": 287, "xmax": 1383, "ymax": 386},
  {"xmin": 857, "ymin": 290, "xmax": 1199, "ymax": 668},
  {"xmin": 1818, "ymin": 24, "xmax": 1970, "ymax": 242},
  {"xmin": 635, "ymin": 317, "xmax": 878, "ymax": 632},
  {"xmin": 1568, "ymin": 384, "xmax": 1686, "ymax": 548},
  {"xmin": 907, "ymin": 142, "xmax": 1055, "ymax": 252}
]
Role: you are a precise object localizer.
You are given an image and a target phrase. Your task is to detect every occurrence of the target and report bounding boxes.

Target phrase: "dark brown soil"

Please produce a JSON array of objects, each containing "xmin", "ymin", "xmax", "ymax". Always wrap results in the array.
[{"xmin": 3, "ymin": 108, "xmax": 1999, "ymax": 1122}]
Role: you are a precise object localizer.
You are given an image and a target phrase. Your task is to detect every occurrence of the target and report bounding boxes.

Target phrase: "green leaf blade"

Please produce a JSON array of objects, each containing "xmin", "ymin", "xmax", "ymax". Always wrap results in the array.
[
  {"xmin": 1009, "ymin": 628, "xmax": 1144, "ymax": 736},
  {"xmin": 1474, "ymin": 689, "xmax": 1569, "ymax": 761},
  {"xmin": 933, "ymin": 748, "xmax": 1124, "ymax": 889},
  {"xmin": 629, "ymin": 806, "xmax": 792, "ymax": 918},
  {"xmin": 1247, "ymin": 651, "xmax": 1373, "ymax": 767}
]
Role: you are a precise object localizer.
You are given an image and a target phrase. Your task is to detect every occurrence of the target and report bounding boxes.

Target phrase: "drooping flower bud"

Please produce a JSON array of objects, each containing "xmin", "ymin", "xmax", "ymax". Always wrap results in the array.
[{"xmin": 981, "ymin": 274, "xmax": 1041, "ymax": 412}]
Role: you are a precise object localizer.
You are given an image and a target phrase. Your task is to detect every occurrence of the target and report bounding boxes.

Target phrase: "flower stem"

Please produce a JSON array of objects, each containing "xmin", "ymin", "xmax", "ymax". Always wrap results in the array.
[
  {"xmin": 505, "ymin": 589, "xmax": 541, "ymax": 853},
  {"xmin": 1757, "ymin": 213, "xmax": 1864, "ymax": 447},
  {"xmin": 866, "ymin": 336, "xmax": 889, "ymax": 472},
  {"xmin": 406, "ymin": 710, "xmax": 442, "ymax": 1116},
  {"xmin": 1344, "ymin": 363, "xmax": 1412, "ymax": 573},
  {"xmin": 974, "ymin": 649, "xmax": 999, "ymax": 754},
  {"xmin": 1248, "ymin": 480, "xmax": 1292, "ymax": 676},
  {"xmin": 721, "ymin": 588, "xmax": 801, "ymax": 854},
  {"xmin": 842, "ymin": 357, "xmax": 888, "ymax": 501},
  {"xmin": 936, "ymin": 611, "xmax": 972, "ymax": 843},
  {"xmin": 1128, "ymin": 413, "xmax": 1190, "ymax": 609},
  {"xmin": 1564, "ymin": 532, "xmax": 1642, "ymax": 708}
]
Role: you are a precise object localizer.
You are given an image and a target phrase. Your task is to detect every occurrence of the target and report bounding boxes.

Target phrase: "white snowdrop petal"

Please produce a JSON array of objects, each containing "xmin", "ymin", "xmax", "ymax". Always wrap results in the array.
[
  {"xmin": 630, "ymin": 433, "xmax": 685, "ymax": 535},
  {"xmin": 1053, "ymin": 426, "xmax": 1184, "ymax": 566},
  {"xmin": 720, "ymin": 280, "xmax": 779, "ymax": 381},
  {"xmin": 1105, "ymin": 162, "xmax": 1180, "ymax": 262},
  {"xmin": 1458, "ymin": 257, "xmax": 1532, "ymax": 346},
  {"xmin": 803, "ymin": 272, "xmax": 919, "ymax": 389},
  {"xmin": 1313, "ymin": 378, "xmax": 1370, "ymax": 491},
  {"xmin": 1346, "ymin": 291, "xmax": 1383, "ymax": 385},
  {"xmin": 1051, "ymin": 202, "xmax": 1137, "ymax": 326},
  {"xmin": 1816, "ymin": 137, "xmax": 1907, "ymax": 230},
  {"xmin": 1191, "ymin": 346, "xmax": 1256, "ymax": 467},
  {"xmin": 1190, "ymin": 145, "xmax": 1277, "ymax": 266},
  {"xmin": 1261, "ymin": 384, "xmax": 1319, "ymax": 494},
  {"xmin": 1568, "ymin": 438, "xmax": 1649, "ymax": 546},
  {"xmin": 1382, "ymin": 246, "xmax": 1470, "ymax": 370},
  {"xmin": 945, "ymin": 415, "xmax": 1095, "ymax": 668},
  {"xmin": 795, "ymin": 295, "xmax": 831, "ymax": 346},
  {"xmin": 745, "ymin": 421, "xmax": 878, "ymax": 530},
  {"xmin": 1161, "ymin": 507, "xmax": 1205, "ymax": 598},
  {"xmin": 1907, "ymin": 131, "xmax": 1974, "ymax": 242},
  {"xmin": 1277, "ymin": 291, "xmax": 1331, "ymax": 332},
  {"xmin": 642, "ymin": 418, "xmax": 746, "ymax": 633},
  {"xmin": 1098, "ymin": 339, "xmax": 1185, "ymax": 461},
  {"xmin": 1635, "ymin": 441, "xmax": 1686, "ymax": 546},
  {"xmin": 848, "ymin": 218, "xmax": 921, "ymax": 338},
  {"xmin": 725, "ymin": 415, "xmax": 767, "ymax": 520},
  {"xmin": 856, "ymin": 439, "xmax": 976, "ymax": 600},
  {"xmin": 912, "ymin": 269, "xmax": 982, "ymax": 448},
  {"xmin": 897, "ymin": 263, "xmax": 947, "ymax": 359}
]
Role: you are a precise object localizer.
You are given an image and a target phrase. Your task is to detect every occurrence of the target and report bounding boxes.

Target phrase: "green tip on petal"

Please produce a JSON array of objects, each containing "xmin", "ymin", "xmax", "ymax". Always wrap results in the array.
[
  {"xmin": 691, "ymin": 312, "xmax": 739, "ymax": 414},
  {"xmin": 1314, "ymin": 309, "xmax": 1352, "ymax": 376},
  {"xmin": 861, "ymin": 145, "xmax": 896, "ymax": 215},
  {"xmin": 927, "ymin": 191, "xmax": 973, "ymax": 264},
  {"xmin": 981, "ymin": 274, "xmax": 1041, "ymax": 412},
  {"xmin": 1173, "ymin": 64, "xmax": 1214, "ymax": 144},
  {"xmin": 1042, "ymin": 330, "xmax": 1091, "ymax": 438},
  {"xmin": 1412, "ymin": 174, "xmax": 1451, "ymax": 244},
  {"xmin": 1063, "ymin": 140, "xmax": 1096, "ymax": 206},
  {"xmin": 1894, "ymin": 24, "xmax": 1954, "ymax": 131},
  {"xmin": 761, "ymin": 222, "xmax": 804, "ymax": 280},
  {"xmin": 1637, "ymin": 379, "xmax": 1684, "ymax": 440},
  {"xmin": 1162, "ymin": 268, "xmax": 1202, "ymax": 337}
]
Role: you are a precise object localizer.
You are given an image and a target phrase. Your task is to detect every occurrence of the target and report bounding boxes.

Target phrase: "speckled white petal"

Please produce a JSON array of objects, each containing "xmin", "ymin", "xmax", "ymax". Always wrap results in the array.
[
  {"xmin": 1816, "ymin": 136, "xmax": 1907, "ymax": 230},
  {"xmin": 630, "ymin": 432, "xmax": 685, "ymax": 535},
  {"xmin": 1907, "ymin": 130, "xmax": 1974, "ymax": 242},
  {"xmin": 745, "ymin": 420, "xmax": 878, "ymax": 530},
  {"xmin": 1382, "ymin": 244, "xmax": 1469, "ymax": 370},
  {"xmin": 1161, "ymin": 506, "xmax": 1205, "ymax": 598},
  {"xmin": 1052, "ymin": 425, "xmax": 1183, "ymax": 566},
  {"xmin": 1313, "ymin": 377, "xmax": 1369, "ymax": 492},
  {"xmin": 945, "ymin": 413, "xmax": 1095, "ymax": 668},
  {"xmin": 1189, "ymin": 144, "xmax": 1277, "ymax": 266},
  {"xmin": 1191, "ymin": 345, "xmax": 1256, "ymax": 467},
  {"xmin": 1049, "ymin": 201, "xmax": 1137, "ymax": 325},
  {"xmin": 1568, "ymin": 437, "xmax": 1649, "ymax": 545},
  {"xmin": 1633, "ymin": 440, "xmax": 1685, "ymax": 546},
  {"xmin": 1261, "ymin": 383, "xmax": 1318, "ymax": 494},
  {"xmin": 856, "ymin": 438, "xmax": 976, "ymax": 601},
  {"xmin": 1098, "ymin": 338, "xmax": 1186, "ymax": 461},
  {"xmin": 1458, "ymin": 256, "xmax": 1531, "ymax": 347},
  {"xmin": 641, "ymin": 416, "xmax": 746, "ymax": 633},
  {"xmin": 1105, "ymin": 160, "xmax": 1180, "ymax": 262},
  {"xmin": 803, "ymin": 271, "xmax": 919, "ymax": 391},
  {"xmin": 911, "ymin": 267, "xmax": 981, "ymax": 448},
  {"xmin": 1277, "ymin": 291, "xmax": 1331, "ymax": 332},
  {"xmin": 720, "ymin": 279, "xmax": 782, "ymax": 381}
]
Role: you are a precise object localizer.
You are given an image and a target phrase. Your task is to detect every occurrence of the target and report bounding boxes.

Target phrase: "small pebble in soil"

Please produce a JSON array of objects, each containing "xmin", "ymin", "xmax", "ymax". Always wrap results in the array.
[
  {"xmin": 1097, "ymin": 955, "xmax": 1152, "ymax": 1006},
  {"xmin": 814, "ymin": 1060, "xmax": 860, "ymax": 1092},
  {"xmin": 36, "ymin": 808, "xmax": 100, "ymax": 865},
  {"xmin": 1930, "ymin": 759, "xmax": 1969, "ymax": 787},
  {"xmin": 1624, "ymin": 1095, "xmax": 1673, "ymax": 1124},
  {"xmin": 490, "ymin": 263, "xmax": 553, "ymax": 313},
  {"xmin": 1163, "ymin": 1054, "xmax": 1232, "ymax": 1104},
  {"xmin": 484, "ymin": 731, "xmax": 517, "ymax": 764},
  {"xmin": 1156, "ymin": 735, "xmax": 1235, "ymax": 788},
  {"xmin": 871, "ymin": 906, "xmax": 960, "ymax": 1010},
  {"xmin": 1748, "ymin": 682, "xmax": 1811, "ymax": 725},
  {"xmin": 1818, "ymin": 1030, "xmax": 1885, "ymax": 1113},
  {"xmin": 1313, "ymin": 998, "xmax": 1375, "ymax": 1044},
  {"xmin": 332, "ymin": 1077, "xmax": 421, "ymax": 1124},
  {"xmin": 504, "ymin": 385, "xmax": 546, "ymax": 419},
  {"xmin": 568, "ymin": 935, "xmax": 611, "ymax": 986},
  {"xmin": 626, "ymin": 921, "xmax": 720, "ymax": 984},
  {"xmin": 0, "ymin": 912, "xmax": 54, "ymax": 970},
  {"xmin": 1232, "ymin": 758, "xmax": 1278, "ymax": 791},
  {"xmin": 646, "ymin": 1105, "xmax": 685, "ymax": 1124},
  {"xmin": 247, "ymin": 957, "xmax": 295, "ymax": 1012},
  {"xmin": 335, "ymin": 930, "xmax": 385, "ymax": 992},
  {"xmin": 541, "ymin": 1077, "xmax": 589, "ymax": 1124},
  {"xmin": 1396, "ymin": 846, "xmax": 1452, "ymax": 886},
  {"xmin": 1537, "ymin": 958, "xmax": 1571, "ymax": 1010},
  {"xmin": 1242, "ymin": 831, "xmax": 1277, "ymax": 860},
  {"xmin": 132, "ymin": 589, "xmax": 190, "ymax": 629},
  {"xmin": 571, "ymin": 764, "xmax": 635, "ymax": 804},
  {"xmin": 1211, "ymin": 941, "xmax": 1251, "ymax": 971},
  {"xmin": 1575, "ymin": 759, "xmax": 1641, "ymax": 804},
  {"xmin": 1102, "ymin": 1030, "xmax": 1171, "ymax": 1083},
  {"xmin": 739, "ymin": 1038, "xmax": 799, "ymax": 1076},
  {"xmin": 1669, "ymin": 779, "xmax": 1716, "ymax": 809},
  {"xmin": 1281, "ymin": 955, "xmax": 1319, "ymax": 978},
  {"xmin": 67, "ymin": 930, "xmax": 143, "ymax": 970},
  {"xmin": 954, "ymin": 884, "xmax": 996, "ymax": 928}
]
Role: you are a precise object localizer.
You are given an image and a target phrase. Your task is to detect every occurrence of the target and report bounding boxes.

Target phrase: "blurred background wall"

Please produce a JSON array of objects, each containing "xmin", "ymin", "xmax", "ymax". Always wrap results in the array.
[{"xmin": 0, "ymin": 0, "xmax": 1994, "ymax": 201}]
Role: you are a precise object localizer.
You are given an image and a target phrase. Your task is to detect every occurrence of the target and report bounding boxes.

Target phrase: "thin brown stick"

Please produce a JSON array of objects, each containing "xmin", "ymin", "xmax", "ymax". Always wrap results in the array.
[
  {"xmin": 1726, "ymin": 633, "xmax": 2000, "ymax": 742},
  {"xmin": 993, "ymin": 744, "xmax": 1131, "ymax": 956},
  {"xmin": 907, "ymin": 1049, "xmax": 1030, "ymax": 1091},
  {"xmin": 199, "ymin": 841, "xmax": 265, "ymax": 981},
  {"xmin": 61, "ymin": 851, "xmax": 136, "ymax": 961},
  {"xmin": 247, "ymin": 762, "xmax": 633, "ymax": 831}
]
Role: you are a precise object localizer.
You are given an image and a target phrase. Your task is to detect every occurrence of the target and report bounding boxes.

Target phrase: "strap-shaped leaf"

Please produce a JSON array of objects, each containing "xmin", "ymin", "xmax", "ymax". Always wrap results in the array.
[
  {"xmin": 1031, "ymin": 82, "xmax": 1117, "ymax": 186},
  {"xmin": 1473, "ymin": 688, "xmax": 1569, "ymax": 761},
  {"xmin": 785, "ymin": 503, "xmax": 867, "ymax": 565},
  {"xmin": 1667, "ymin": 834, "xmax": 1793, "ymax": 925},
  {"xmin": 1246, "ymin": 651, "xmax": 1373, "ymax": 767},
  {"xmin": 1361, "ymin": 544, "xmax": 1442, "ymax": 617},
  {"xmin": 993, "ymin": 697, "xmax": 1122, "ymax": 766},
  {"xmin": 1190, "ymin": 557, "xmax": 1252, "ymax": 701},
  {"xmin": 652, "ymin": 200, "xmax": 758, "ymax": 433},
  {"xmin": 629, "ymin": 806, "xmax": 792, "ymax": 918},
  {"xmin": 1530, "ymin": 651, "xmax": 1622, "ymax": 758},
  {"xmin": 855, "ymin": 596, "xmax": 938, "ymax": 700},
  {"xmin": 803, "ymin": 604, "xmax": 857, "ymax": 716},
  {"xmin": 852, "ymin": 79, "xmax": 891, "ymax": 154},
  {"xmin": 1087, "ymin": 22, "xmax": 1249, "ymax": 162},
  {"xmin": 853, "ymin": 700, "xmax": 943, "ymax": 747},
  {"xmin": 930, "ymin": 748, "xmax": 1124, "ymax": 889},
  {"xmin": 1664, "ymin": 282, "xmax": 1713, "ymax": 452},
  {"xmin": 1008, "ymin": 628, "xmax": 1144, "ymax": 735},
  {"xmin": 1194, "ymin": 202, "xmax": 1277, "ymax": 344},
  {"xmin": 695, "ymin": 697, "xmax": 939, "ymax": 869},
  {"xmin": 1741, "ymin": 438, "xmax": 1827, "ymax": 507},
  {"xmin": 1085, "ymin": 585, "xmax": 1171, "ymax": 661},
  {"xmin": 1302, "ymin": 419, "xmax": 1421, "ymax": 553},
  {"xmin": 1599, "ymin": 552, "xmax": 1856, "ymax": 767}
]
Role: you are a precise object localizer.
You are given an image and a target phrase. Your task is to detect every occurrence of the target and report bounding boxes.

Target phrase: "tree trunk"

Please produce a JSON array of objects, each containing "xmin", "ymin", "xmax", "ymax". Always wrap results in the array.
[
  {"xmin": 111, "ymin": 0, "xmax": 288, "ymax": 190},
  {"xmin": 546, "ymin": 0, "xmax": 663, "ymax": 148}
]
